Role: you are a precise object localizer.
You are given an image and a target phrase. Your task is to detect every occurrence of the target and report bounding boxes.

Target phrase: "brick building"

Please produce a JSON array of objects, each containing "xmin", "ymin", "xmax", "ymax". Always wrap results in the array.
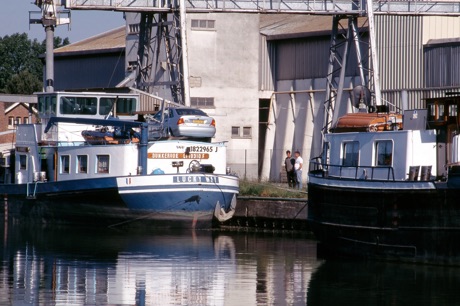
[{"xmin": 0, "ymin": 95, "xmax": 37, "ymax": 146}]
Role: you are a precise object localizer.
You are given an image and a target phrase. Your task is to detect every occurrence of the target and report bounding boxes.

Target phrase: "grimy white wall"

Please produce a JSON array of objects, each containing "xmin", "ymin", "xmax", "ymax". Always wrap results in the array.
[
  {"xmin": 261, "ymin": 76, "xmax": 360, "ymax": 184},
  {"xmin": 187, "ymin": 13, "xmax": 260, "ymax": 179}
]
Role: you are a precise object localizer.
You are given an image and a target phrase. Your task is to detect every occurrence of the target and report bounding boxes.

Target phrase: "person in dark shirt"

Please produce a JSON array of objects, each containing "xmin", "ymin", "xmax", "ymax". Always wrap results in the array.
[{"xmin": 284, "ymin": 150, "xmax": 296, "ymax": 188}]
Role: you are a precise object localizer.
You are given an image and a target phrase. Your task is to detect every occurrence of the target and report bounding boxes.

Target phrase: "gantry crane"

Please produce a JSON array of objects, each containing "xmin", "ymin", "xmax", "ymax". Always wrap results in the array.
[{"xmin": 34, "ymin": 0, "xmax": 460, "ymax": 129}]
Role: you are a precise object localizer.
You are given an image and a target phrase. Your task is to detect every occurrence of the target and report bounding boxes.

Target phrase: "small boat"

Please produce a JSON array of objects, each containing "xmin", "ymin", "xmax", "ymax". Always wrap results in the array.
[
  {"xmin": 0, "ymin": 91, "xmax": 239, "ymax": 229},
  {"xmin": 308, "ymin": 96, "xmax": 460, "ymax": 265}
]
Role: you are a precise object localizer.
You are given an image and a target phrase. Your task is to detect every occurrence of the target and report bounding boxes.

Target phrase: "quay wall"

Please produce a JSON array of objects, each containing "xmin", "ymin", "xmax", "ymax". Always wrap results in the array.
[{"xmin": 221, "ymin": 197, "xmax": 309, "ymax": 231}]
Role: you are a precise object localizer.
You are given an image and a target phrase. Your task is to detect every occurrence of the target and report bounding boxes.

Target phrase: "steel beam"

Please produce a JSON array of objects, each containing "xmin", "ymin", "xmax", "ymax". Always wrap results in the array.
[{"xmin": 65, "ymin": 0, "xmax": 460, "ymax": 16}]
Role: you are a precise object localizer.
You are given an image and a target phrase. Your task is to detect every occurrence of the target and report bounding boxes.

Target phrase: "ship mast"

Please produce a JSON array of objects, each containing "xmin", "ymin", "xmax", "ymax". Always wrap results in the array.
[{"xmin": 30, "ymin": 0, "xmax": 70, "ymax": 92}]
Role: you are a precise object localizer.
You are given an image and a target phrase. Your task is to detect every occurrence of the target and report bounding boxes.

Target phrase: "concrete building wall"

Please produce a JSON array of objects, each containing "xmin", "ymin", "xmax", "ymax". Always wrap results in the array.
[{"xmin": 187, "ymin": 13, "xmax": 261, "ymax": 179}]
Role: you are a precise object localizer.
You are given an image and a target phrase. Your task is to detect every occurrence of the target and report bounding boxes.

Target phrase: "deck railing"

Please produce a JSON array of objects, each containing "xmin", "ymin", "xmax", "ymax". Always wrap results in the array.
[{"xmin": 309, "ymin": 158, "xmax": 396, "ymax": 181}]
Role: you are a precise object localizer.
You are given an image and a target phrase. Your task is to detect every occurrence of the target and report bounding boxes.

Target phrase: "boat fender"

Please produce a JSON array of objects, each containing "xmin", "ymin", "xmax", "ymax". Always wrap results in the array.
[{"xmin": 214, "ymin": 195, "xmax": 237, "ymax": 222}]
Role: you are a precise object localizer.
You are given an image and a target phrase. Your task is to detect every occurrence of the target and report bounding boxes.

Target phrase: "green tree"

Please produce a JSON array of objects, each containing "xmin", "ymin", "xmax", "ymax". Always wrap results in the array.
[
  {"xmin": 0, "ymin": 33, "xmax": 69, "ymax": 94},
  {"xmin": 4, "ymin": 70, "xmax": 43, "ymax": 94}
]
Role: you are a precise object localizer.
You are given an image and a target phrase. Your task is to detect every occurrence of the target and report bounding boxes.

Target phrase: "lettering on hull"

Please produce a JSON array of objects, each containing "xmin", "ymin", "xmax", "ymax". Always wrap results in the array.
[{"xmin": 173, "ymin": 176, "xmax": 219, "ymax": 183}]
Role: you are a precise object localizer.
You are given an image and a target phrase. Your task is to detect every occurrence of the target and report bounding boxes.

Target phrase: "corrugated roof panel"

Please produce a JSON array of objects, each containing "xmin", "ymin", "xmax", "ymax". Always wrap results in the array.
[{"xmin": 54, "ymin": 27, "xmax": 126, "ymax": 54}]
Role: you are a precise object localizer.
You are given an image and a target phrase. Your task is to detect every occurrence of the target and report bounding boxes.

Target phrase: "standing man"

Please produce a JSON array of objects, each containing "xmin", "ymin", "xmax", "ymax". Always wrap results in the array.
[
  {"xmin": 294, "ymin": 150, "xmax": 303, "ymax": 190},
  {"xmin": 284, "ymin": 150, "xmax": 295, "ymax": 187}
]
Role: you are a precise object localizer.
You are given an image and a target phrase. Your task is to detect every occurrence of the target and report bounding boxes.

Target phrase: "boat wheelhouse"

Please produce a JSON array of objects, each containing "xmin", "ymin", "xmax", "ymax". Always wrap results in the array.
[{"xmin": 307, "ymin": 96, "xmax": 460, "ymax": 265}]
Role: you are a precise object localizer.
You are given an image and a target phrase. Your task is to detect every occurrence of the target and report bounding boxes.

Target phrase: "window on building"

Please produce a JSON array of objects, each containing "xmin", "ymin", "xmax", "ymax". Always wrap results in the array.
[
  {"xmin": 375, "ymin": 140, "xmax": 393, "ymax": 166},
  {"xmin": 60, "ymin": 155, "xmax": 70, "ymax": 174},
  {"xmin": 128, "ymin": 23, "xmax": 140, "ymax": 34},
  {"xmin": 77, "ymin": 155, "xmax": 88, "ymax": 173},
  {"xmin": 8, "ymin": 116, "xmax": 14, "ymax": 129},
  {"xmin": 19, "ymin": 155, "xmax": 27, "ymax": 170},
  {"xmin": 15, "ymin": 117, "xmax": 21, "ymax": 125},
  {"xmin": 242, "ymin": 126, "xmax": 252, "ymax": 138},
  {"xmin": 190, "ymin": 97, "xmax": 215, "ymax": 108},
  {"xmin": 23, "ymin": 117, "xmax": 29, "ymax": 124},
  {"xmin": 231, "ymin": 126, "xmax": 240, "ymax": 138},
  {"xmin": 342, "ymin": 141, "xmax": 359, "ymax": 167},
  {"xmin": 97, "ymin": 155, "xmax": 110, "ymax": 173},
  {"xmin": 191, "ymin": 19, "xmax": 216, "ymax": 30}
]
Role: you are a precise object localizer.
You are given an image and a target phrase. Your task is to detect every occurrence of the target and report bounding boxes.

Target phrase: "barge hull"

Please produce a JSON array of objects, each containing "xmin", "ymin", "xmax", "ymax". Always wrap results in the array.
[{"xmin": 308, "ymin": 178, "xmax": 460, "ymax": 264}]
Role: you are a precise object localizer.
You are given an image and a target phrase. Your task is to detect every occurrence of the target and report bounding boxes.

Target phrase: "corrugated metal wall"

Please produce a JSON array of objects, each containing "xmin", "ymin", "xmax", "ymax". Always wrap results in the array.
[
  {"xmin": 425, "ymin": 43, "xmax": 460, "ymax": 88},
  {"xmin": 54, "ymin": 53, "xmax": 125, "ymax": 90},
  {"xmin": 375, "ymin": 15, "xmax": 425, "ymax": 110},
  {"xmin": 376, "ymin": 15, "xmax": 460, "ymax": 110},
  {"xmin": 259, "ymin": 35, "xmax": 275, "ymax": 91},
  {"xmin": 273, "ymin": 36, "xmax": 367, "ymax": 81}
]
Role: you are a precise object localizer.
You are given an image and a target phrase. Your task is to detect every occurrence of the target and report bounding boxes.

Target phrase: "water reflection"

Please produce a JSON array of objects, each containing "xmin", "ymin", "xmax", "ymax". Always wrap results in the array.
[
  {"xmin": 0, "ymin": 224, "xmax": 319, "ymax": 305},
  {"xmin": 307, "ymin": 259, "xmax": 460, "ymax": 306}
]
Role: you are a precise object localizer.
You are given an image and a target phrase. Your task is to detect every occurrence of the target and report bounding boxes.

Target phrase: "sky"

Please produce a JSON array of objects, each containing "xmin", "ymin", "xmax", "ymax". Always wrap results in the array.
[{"xmin": 1, "ymin": 1, "xmax": 125, "ymax": 43}]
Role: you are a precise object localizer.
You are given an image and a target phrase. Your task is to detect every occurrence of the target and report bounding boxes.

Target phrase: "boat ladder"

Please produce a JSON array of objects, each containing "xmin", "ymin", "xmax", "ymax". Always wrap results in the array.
[{"xmin": 26, "ymin": 182, "xmax": 39, "ymax": 199}]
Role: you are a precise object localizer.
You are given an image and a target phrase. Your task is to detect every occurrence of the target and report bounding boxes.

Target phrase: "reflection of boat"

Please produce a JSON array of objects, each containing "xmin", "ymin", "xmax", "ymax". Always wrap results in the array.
[
  {"xmin": 0, "ymin": 224, "xmax": 319, "ymax": 305},
  {"xmin": 308, "ymin": 96, "xmax": 460, "ymax": 264},
  {"xmin": 0, "ymin": 91, "xmax": 238, "ymax": 229},
  {"xmin": 307, "ymin": 258, "xmax": 460, "ymax": 305},
  {"xmin": 0, "ymin": 225, "xmax": 236, "ymax": 305}
]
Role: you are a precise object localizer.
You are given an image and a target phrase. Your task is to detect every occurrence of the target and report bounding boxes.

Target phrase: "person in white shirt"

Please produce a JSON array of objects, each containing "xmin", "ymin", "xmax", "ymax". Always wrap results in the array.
[{"xmin": 294, "ymin": 150, "xmax": 303, "ymax": 190}]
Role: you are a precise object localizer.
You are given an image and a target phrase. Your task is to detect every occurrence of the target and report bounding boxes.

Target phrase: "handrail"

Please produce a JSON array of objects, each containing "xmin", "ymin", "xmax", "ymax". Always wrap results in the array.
[{"xmin": 309, "ymin": 158, "xmax": 396, "ymax": 181}]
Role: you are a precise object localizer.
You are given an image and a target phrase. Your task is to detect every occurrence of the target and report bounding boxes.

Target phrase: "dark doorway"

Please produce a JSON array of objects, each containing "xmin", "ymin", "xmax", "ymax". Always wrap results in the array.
[{"xmin": 258, "ymin": 99, "xmax": 270, "ymax": 177}]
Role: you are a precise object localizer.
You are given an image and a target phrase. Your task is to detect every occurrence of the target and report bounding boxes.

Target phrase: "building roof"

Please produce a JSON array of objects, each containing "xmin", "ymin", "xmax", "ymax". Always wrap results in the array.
[
  {"xmin": 260, "ymin": 14, "xmax": 368, "ymax": 40},
  {"xmin": 425, "ymin": 37, "xmax": 460, "ymax": 48},
  {"xmin": 52, "ymin": 15, "xmax": 367, "ymax": 56},
  {"xmin": 54, "ymin": 26, "xmax": 126, "ymax": 56},
  {"xmin": 0, "ymin": 94, "xmax": 37, "ymax": 104},
  {"xmin": 260, "ymin": 14, "xmax": 333, "ymax": 40}
]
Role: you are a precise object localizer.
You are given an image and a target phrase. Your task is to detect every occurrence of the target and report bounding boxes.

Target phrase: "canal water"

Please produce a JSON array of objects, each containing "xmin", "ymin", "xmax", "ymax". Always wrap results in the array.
[{"xmin": 1, "ymin": 224, "xmax": 460, "ymax": 306}]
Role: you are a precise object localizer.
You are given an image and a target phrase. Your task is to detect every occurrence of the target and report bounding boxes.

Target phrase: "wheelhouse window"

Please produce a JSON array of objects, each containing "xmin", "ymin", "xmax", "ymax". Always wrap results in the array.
[
  {"xmin": 375, "ymin": 140, "xmax": 393, "ymax": 166},
  {"xmin": 38, "ymin": 94, "xmax": 57, "ymax": 116},
  {"xmin": 342, "ymin": 141, "xmax": 359, "ymax": 166},
  {"xmin": 97, "ymin": 155, "xmax": 110, "ymax": 174},
  {"xmin": 60, "ymin": 96, "xmax": 97, "ymax": 115},
  {"xmin": 19, "ymin": 155, "xmax": 27, "ymax": 170},
  {"xmin": 77, "ymin": 155, "xmax": 88, "ymax": 173},
  {"xmin": 322, "ymin": 142, "xmax": 330, "ymax": 166},
  {"xmin": 99, "ymin": 98, "xmax": 137, "ymax": 116},
  {"xmin": 60, "ymin": 155, "xmax": 70, "ymax": 174}
]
